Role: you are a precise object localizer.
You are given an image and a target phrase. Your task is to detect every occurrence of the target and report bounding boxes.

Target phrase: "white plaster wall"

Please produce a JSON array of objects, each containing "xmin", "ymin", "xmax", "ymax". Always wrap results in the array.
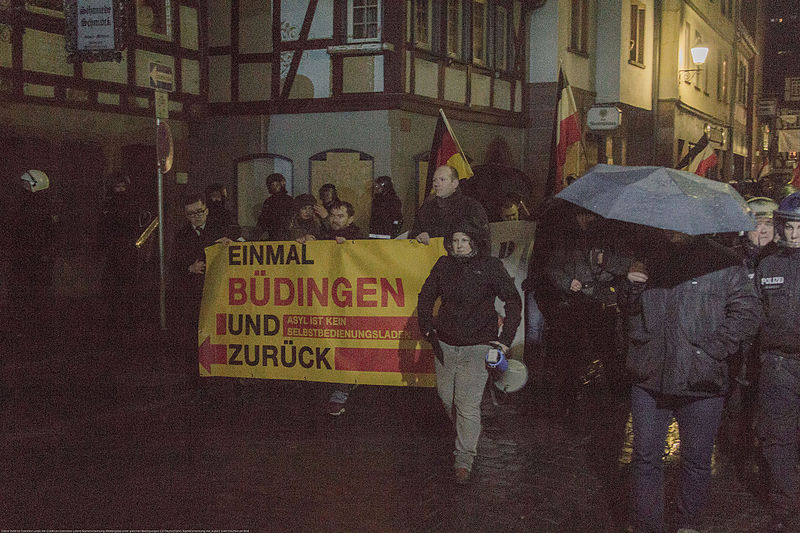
[
  {"xmin": 267, "ymin": 111, "xmax": 392, "ymax": 194},
  {"xmin": 528, "ymin": 0, "xmax": 559, "ymax": 83},
  {"xmin": 618, "ymin": 0, "xmax": 653, "ymax": 110},
  {"xmin": 595, "ymin": 0, "xmax": 622, "ymax": 103}
]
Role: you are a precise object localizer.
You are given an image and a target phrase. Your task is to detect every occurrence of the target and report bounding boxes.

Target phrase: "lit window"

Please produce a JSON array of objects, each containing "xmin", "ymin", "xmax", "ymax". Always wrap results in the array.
[
  {"xmin": 737, "ymin": 60, "xmax": 749, "ymax": 105},
  {"xmin": 570, "ymin": 0, "xmax": 588, "ymax": 54},
  {"xmin": 719, "ymin": 56, "xmax": 728, "ymax": 102},
  {"xmin": 349, "ymin": 0, "xmax": 381, "ymax": 42},
  {"xmin": 447, "ymin": 0, "xmax": 463, "ymax": 59},
  {"xmin": 472, "ymin": 0, "xmax": 488, "ymax": 65},
  {"xmin": 694, "ymin": 31, "xmax": 702, "ymax": 90},
  {"xmin": 629, "ymin": 3, "xmax": 645, "ymax": 65}
]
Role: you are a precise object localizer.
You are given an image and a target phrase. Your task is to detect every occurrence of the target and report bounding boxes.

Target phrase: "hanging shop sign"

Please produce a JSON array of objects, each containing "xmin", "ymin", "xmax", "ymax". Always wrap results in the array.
[{"xmin": 586, "ymin": 106, "xmax": 622, "ymax": 131}]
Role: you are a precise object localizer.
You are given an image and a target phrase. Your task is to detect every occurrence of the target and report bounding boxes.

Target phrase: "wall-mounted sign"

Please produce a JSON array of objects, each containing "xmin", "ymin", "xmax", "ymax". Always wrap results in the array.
[
  {"xmin": 149, "ymin": 62, "xmax": 174, "ymax": 92},
  {"xmin": 786, "ymin": 77, "xmax": 800, "ymax": 102},
  {"xmin": 586, "ymin": 106, "xmax": 622, "ymax": 130},
  {"xmin": 64, "ymin": 0, "xmax": 127, "ymax": 63},
  {"xmin": 757, "ymin": 98, "xmax": 778, "ymax": 117}
]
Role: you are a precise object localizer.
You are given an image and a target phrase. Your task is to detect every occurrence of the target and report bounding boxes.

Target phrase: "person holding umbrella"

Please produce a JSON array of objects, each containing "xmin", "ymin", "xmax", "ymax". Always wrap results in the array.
[{"xmin": 556, "ymin": 165, "xmax": 762, "ymax": 532}]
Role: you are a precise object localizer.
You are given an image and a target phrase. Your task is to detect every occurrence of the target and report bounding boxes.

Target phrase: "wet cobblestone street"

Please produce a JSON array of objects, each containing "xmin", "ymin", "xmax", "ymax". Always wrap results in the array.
[{"xmin": 0, "ymin": 314, "xmax": 777, "ymax": 532}]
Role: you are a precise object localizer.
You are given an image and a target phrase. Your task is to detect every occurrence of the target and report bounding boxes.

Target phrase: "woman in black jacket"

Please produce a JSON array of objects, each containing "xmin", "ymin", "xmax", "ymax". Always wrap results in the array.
[{"xmin": 417, "ymin": 221, "xmax": 521, "ymax": 484}]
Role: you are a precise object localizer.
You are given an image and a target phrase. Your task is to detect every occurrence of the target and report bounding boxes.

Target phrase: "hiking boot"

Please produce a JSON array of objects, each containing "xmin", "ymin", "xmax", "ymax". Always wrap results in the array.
[{"xmin": 454, "ymin": 467, "xmax": 470, "ymax": 484}]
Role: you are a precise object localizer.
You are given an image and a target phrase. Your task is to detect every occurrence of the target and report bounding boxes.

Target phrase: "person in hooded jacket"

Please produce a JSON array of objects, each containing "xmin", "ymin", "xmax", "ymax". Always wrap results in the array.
[
  {"xmin": 417, "ymin": 221, "xmax": 521, "ymax": 484},
  {"xmin": 369, "ymin": 175, "xmax": 403, "ymax": 238},
  {"xmin": 621, "ymin": 228, "xmax": 761, "ymax": 533}
]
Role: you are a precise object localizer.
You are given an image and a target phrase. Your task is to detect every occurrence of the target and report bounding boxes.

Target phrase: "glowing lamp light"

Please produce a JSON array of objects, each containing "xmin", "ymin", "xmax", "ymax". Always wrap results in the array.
[{"xmin": 690, "ymin": 43, "xmax": 709, "ymax": 65}]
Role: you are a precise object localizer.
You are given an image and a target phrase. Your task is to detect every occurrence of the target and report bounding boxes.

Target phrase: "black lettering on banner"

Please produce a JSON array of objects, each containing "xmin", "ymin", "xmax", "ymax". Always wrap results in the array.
[
  {"xmin": 262, "ymin": 345, "xmax": 278, "ymax": 366},
  {"xmin": 498, "ymin": 241, "xmax": 516, "ymax": 259},
  {"xmin": 229, "ymin": 344, "xmax": 243, "ymax": 365},
  {"xmin": 316, "ymin": 347, "xmax": 332, "ymax": 369},
  {"xmin": 298, "ymin": 346, "xmax": 314, "ymax": 368},
  {"xmin": 225, "ymin": 344, "xmax": 331, "ymax": 369},
  {"xmin": 281, "ymin": 340, "xmax": 296, "ymax": 367},
  {"xmin": 245, "ymin": 345, "xmax": 259, "ymax": 366}
]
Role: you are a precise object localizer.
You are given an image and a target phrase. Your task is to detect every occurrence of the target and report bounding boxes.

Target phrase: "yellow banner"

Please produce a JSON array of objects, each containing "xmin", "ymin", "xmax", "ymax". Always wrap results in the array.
[{"xmin": 197, "ymin": 239, "xmax": 447, "ymax": 387}]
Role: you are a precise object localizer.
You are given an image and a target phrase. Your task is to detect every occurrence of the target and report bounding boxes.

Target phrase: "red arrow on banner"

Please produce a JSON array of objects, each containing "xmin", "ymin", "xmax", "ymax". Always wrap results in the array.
[{"xmin": 198, "ymin": 336, "xmax": 227, "ymax": 374}]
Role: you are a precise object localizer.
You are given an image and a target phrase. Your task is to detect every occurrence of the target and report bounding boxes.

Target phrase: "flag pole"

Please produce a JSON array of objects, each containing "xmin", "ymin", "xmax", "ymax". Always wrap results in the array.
[
  {"xmin": 560, "ymin": 67, "xmax": 589, "ymax": 173},
  {"xmin": 439, "ymin": 108, "xmax": 472, "ymax": 177}
]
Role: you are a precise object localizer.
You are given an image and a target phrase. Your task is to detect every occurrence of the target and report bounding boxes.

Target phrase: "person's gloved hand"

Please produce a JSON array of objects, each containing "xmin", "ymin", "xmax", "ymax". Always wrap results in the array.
[
  {"xmin": 489, "ymin": 341, "xmax": 509, "ymax": 354},
  {"xmin": 422, "ymin": 329, "xmax": 437, "ymax": 343}
]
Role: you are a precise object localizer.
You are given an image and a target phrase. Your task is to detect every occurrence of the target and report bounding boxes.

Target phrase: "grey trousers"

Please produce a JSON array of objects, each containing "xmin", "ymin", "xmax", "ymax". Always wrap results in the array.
[{"xmin": 435, "ymin": 341, "xmax": 489, "ymax": 471}]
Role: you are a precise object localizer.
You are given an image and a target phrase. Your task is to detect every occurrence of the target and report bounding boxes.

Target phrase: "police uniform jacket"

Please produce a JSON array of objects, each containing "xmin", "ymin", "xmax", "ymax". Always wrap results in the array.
[
  {"xmin": 756, "ymin": 247, "xmax": 800, "ymax": 358},
  {"xmin": 622, "ymin": 238, "xmax": 762, "ymax": 398}
]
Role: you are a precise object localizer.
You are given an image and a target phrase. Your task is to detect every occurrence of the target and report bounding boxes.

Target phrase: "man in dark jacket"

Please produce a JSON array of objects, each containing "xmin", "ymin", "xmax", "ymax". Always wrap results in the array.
[
  {"xmin": 756, "ymin": 191, "xmax": 800, "ymax": 531},
  {"xmin": 417, "ymin": 221, "xmax": 521, "ymax": 484},
  {"xmin": 369, "ymin": 175, "xmax": 403, "ymax": 238},
  {"xmin": 621, "ymin": 229, "xmax": 761, "ymax": 532},
  {"xmin": 256, "ymin": 173, "xmax": 294, "ymax": 240},
  {"xmin": 409, "ymin": 165, "xmax": 489, "ymax": 247},
  {"xmin": 170, "ymin": 193, "xmax": 235, "ymax": 400},
  {"xmin": 324, "ymin": 199, "xmax": 365, "ymax": 416},
  {"xmin": 327, "ymin": 200, "xmax": 363, "ymax": 243}
]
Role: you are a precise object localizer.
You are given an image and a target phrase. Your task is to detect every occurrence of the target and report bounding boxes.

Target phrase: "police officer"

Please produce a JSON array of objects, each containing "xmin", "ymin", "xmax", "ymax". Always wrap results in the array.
[
  {"xmin": 756, "ymin": 191, "xmax": 800, "ymax": 531},
  {"xmin": 741, "ymin": 197, "xmax": 779, "ymax": 273}
]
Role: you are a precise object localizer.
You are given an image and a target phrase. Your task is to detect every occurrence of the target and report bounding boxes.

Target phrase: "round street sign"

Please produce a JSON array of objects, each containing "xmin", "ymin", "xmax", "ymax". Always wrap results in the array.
[{"xmin": 157, "ymin": 121, "xmax": 174, "ymax": 173}]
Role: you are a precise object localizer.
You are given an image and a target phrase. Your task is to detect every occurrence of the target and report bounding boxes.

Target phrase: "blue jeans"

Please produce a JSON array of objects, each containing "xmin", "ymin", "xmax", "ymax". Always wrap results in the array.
[
  {"xmin": 630, "ymin": 385, "xmax": 724, "ymax": 533},
  {"xmin": 525, "ymin": 291, "xmax": 545, "ymax": 347},
  {"xmin": 758, "ymin": 352, "xmax": 800, "ymax": 514}
]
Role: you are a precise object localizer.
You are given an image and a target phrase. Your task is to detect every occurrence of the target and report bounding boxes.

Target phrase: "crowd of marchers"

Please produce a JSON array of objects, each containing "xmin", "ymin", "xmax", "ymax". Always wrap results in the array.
[{"xmin": 91, "ymin": 163, "xmax": 800, "ymax": 533}]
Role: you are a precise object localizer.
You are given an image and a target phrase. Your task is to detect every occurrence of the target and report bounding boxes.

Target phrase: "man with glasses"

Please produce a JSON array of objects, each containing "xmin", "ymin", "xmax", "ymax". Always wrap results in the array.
[{"xmin": 170, "ymin": 193, "xmax": 234, "ymax": 402}]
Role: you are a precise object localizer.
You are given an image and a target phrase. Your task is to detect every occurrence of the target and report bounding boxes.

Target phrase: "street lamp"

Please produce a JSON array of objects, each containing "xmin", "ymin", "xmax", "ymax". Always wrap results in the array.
[{"xmin": 679, "ymin": 42, "xmax": 709, "ymax": 82}]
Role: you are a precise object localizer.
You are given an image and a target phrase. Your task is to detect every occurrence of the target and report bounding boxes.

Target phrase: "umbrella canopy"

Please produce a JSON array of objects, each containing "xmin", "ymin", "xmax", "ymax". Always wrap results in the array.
[{"xmin": 555, "ymin": 164, "xmax": 755, "ymax": 235}]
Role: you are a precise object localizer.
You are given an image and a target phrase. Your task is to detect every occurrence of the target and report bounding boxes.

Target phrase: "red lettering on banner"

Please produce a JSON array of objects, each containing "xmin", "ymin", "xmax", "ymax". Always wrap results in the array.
[
  {"xmin": 332, "ymin": 277, "xmax": 352, "ymax": 307},
  {"xmin": 250, "ymin": 277, "xmax": 269, "ymax": 305},
  {"xmin": 216, "ymin": 313, "xmax": 227, "ymax": 335},
  {"xmin": 381, "ymin": 278, "xmax": 404, "ymax": 307},
  {"xmin": 229, "ymin": 278, "xmax": 246, "ymax": 305},
  {"xmin": 224, "ymin": 277, "xmax": 406, "ymax": 308},
  {"xmin": 275, "ymin": 278, "xmax": 294, "ymax": 305},
  {"xmin": 334, "ymin": 347, "xmax": 435, "ymax": 373},
  {"xmin": 307, "ymin": 277, "xmax": 328, "ymax": 306},
  {"xmin": 356, "ymin": 278, "xmax": 377, "ymax": 307}
]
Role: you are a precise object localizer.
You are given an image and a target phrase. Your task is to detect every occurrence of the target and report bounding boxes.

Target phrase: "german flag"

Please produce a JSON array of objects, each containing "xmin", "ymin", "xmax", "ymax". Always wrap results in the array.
[
  {"xmin": 548, "ymin": 67, "xmax": 587, "ymax": 194},
  {"xmin": 676, "ymin": 133, "xmax": 718, "ymax": 177},
  {"xmin": 424, "ymin": 109, "xmax": 473, "ymax": 197}
]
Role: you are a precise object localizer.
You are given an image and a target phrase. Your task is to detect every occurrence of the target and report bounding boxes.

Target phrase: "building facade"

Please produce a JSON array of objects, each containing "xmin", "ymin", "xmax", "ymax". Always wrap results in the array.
[
  {"xmin": 0, "ymin": 0, "xmax": 766, "ymax": 295},
  {"xmin": 526, "ymin": 0, "xmax": 764, "ymax": 191}
]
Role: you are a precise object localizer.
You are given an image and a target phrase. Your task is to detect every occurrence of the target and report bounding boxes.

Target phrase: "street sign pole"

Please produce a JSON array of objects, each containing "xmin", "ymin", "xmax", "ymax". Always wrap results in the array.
[
  {"xmin": 149, "ymin": 62, "xmax": 173, "ymax": 330},
  {"xmin": 156, "ymin": 117, "xmax": 167, "ymax": 330}
]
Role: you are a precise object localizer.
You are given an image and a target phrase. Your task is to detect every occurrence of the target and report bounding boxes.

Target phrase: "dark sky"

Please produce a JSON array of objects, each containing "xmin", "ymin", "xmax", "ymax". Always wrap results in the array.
[
  {"xmin": 767, "ymin": 0, "xmax": 800, "ymax": 17},
  {"xmin": 763, "ymin": 0, "xmax": 800, "ymax": 96}
]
